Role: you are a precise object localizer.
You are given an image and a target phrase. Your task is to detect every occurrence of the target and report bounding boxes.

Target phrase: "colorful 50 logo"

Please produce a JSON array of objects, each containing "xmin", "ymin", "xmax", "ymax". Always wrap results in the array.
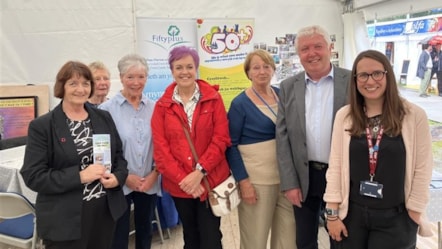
[{"xmin": 198, "ymin": 21, "xmax": 253, "ymax": 55}]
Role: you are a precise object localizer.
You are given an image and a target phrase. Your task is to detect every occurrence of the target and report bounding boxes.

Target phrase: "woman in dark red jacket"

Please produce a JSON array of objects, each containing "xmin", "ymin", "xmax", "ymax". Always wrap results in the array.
[{"xmin": 152, "ymin": 46, "xmax": 231, "ymax": 249}]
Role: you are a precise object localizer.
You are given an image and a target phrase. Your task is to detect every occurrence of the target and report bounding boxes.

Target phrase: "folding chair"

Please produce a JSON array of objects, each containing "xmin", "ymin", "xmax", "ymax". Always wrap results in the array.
[{"xmin": 0, "ymin": 192, "xmax": 38, "ymax": 249}]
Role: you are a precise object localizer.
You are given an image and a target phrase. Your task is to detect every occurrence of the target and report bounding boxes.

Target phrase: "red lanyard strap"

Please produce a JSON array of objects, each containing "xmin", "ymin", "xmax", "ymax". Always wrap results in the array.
[{"xmin": 365, "ymin": 125, "xmax": 384, "ymax": 181}]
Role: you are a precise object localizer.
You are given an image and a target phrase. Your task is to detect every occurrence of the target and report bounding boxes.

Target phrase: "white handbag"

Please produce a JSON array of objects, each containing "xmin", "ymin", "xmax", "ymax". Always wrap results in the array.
[
  {"xmin": 180, "ymin": 118, "xmax": 240, "ymax": 217},
  {"xmin": 207, "ymin": 174, "xmax": 241, "ymax": 217}
]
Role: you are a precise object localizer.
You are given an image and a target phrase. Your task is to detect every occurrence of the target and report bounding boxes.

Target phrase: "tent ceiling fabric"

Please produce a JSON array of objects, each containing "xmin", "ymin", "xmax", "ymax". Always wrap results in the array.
[
  {"xmin": 353, "ymin": 0, "xmax": 392, "ymax": 10},
  {"xmin": 360, "ymin": 0, "xmax": 442, "ymax": 20},
  {"xmin": 0, "ymin": 0, "xmax": 343, "ymax": 85},
  {"xmin": 0, "ymin": 0, "xmax": 438, "ymax": 109}
]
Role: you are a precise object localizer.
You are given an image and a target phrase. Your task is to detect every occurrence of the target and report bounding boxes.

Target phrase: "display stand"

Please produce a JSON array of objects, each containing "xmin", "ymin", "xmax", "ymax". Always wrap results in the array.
[{"xmin": 399, "ymin": 60, "xmax": 410, "ymax": 85}]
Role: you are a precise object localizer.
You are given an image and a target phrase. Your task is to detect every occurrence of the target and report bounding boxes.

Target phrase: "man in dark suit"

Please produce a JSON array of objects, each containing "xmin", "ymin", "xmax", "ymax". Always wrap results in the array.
[
  {"xmin": 416, "ymin": 44, "xmax": 433, "ymax": 97},
  {"xmin": 276, "ymin": 25, "xmax": 351, "ymax": 249},
  {"xmin": 430, "ymin": 44, "xmax": 442, "ymax": 97}
]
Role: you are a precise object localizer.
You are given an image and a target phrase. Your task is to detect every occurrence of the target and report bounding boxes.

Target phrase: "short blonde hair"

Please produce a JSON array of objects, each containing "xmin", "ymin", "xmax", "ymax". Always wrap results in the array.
[
  {"xmin": 243, "ymin": 49, "xmax": 275, "ymax": 79},
  {"xmin": 88, "ymin": 61, "xmax": 110, "ymax": 76}
]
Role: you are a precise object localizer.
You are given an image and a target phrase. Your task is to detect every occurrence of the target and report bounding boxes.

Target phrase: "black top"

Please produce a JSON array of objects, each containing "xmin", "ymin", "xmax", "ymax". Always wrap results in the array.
[
  {"xmin": 349, "ymin": 131, "xmax": 406, "ymax": 209},
  {"xmin": 67, "ymin": 118, "xmax": 106, "ymax": 200}
]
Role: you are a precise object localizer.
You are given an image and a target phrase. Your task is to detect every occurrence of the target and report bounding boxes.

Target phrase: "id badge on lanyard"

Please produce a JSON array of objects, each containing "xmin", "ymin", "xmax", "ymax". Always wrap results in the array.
[{"xmin": 359, "ymin": 125, "xmax": 384, "ymax": 199}]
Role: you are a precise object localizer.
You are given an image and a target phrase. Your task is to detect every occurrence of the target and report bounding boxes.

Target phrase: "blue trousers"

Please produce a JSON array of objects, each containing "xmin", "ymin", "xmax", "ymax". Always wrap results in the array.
[{"xmin": 111, "ymin": 192, "xmax": 157, "ymax": 249}]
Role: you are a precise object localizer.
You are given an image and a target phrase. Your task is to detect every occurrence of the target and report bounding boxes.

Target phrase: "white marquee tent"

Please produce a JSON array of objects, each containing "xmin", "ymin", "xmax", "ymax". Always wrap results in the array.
[{"xmin": 1, "ymin": 0, "xmax": 440, "ymax": 109}]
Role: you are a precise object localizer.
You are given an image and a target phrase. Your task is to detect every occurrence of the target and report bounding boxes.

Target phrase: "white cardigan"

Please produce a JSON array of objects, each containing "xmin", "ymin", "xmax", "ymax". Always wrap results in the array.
[{"xmin": 323, "ymin": 99, "xmax": 433, "ymax": 237}]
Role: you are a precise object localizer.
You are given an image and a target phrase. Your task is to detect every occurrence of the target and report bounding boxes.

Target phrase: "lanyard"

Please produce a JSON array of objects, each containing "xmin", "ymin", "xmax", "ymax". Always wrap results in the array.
[
  {"xmin": 251, "ymin": 87, "xmax": 279, "ymax": 117},
  {"xmin": 365, "ymin": 125, "xmax": 384, "ymax": 182}
]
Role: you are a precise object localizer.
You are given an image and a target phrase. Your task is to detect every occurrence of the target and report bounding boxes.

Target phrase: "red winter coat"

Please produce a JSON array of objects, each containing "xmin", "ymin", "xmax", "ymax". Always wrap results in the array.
[{"xmin": 152, "ymin": 79, "xmax": 231, "ymax": 200}]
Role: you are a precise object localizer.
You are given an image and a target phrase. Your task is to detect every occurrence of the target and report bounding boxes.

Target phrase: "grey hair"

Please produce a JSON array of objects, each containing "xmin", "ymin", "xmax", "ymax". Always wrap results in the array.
[
  {"xmin": 295, "ymin": 25, "xmax": 332, "ymax": 52},
  {"xmin": 117, "ymin": 54, "xmax": 149, "ymax": 76}
]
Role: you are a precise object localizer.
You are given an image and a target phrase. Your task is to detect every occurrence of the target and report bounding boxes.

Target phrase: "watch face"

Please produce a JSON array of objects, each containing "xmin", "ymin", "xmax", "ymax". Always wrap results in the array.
[
  {"xmin": 196, "ymin": 164, "xmax": 207, "ymax": 175},
  {"xmin": 326, "ymin": 208, "xmax": 337, "ymax": 216}
]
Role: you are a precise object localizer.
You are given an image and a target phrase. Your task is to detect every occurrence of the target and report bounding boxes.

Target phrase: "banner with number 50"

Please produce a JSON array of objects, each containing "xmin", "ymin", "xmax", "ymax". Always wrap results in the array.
[{"xmin": 196, "ymin": 18, "xmax": 254, "ymax": 110}]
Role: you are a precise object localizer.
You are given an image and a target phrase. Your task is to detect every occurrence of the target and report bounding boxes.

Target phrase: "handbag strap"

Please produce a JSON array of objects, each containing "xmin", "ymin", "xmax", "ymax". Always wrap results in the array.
[{"xmin": 179, "ymin": 118, "xmax": 212, "ymax": 193}]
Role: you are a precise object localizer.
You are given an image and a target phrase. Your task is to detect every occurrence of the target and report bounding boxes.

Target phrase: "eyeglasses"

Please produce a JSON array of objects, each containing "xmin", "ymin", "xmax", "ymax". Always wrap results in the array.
[{"xmin": 355, "ymin": 70, "xmax": 387, "ymax": 82}]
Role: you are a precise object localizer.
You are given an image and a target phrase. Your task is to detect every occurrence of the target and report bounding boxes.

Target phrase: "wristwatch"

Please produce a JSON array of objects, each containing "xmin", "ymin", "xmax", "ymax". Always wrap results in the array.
[
  {"xmin": 325, "ymin": 208, "xmax": 339, "ymax": 216},
  {"xmin": 195, "ymin": 163, "xmax": 207, "ymax": 175}
]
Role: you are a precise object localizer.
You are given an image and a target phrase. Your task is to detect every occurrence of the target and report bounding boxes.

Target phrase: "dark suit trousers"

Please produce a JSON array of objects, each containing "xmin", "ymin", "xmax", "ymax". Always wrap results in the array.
[
  {"xmin": 437, "ymin": 71, "xmax": 442, "ymax": 94},
  {"xmin": 294, "ymin": 165, "xmax": 332, "ymax": 249}
]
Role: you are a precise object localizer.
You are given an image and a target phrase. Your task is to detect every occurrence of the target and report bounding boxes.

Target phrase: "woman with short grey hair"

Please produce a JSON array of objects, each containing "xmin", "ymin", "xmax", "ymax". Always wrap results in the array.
[{"xmin": 100, "ymin": 53, "xmax": 160, "ymax": 249}]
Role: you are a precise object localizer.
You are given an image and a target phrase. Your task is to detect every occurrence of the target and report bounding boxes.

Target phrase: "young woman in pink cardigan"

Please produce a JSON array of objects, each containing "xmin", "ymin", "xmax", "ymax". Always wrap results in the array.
[{"xmin": 324, "ymin": 50, "xmax": 433, "ymax": 249}]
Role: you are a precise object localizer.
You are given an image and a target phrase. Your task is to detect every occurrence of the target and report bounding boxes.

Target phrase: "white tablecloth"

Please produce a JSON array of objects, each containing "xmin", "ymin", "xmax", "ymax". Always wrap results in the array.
[
  {"xmin": 428, "ymin": 171, "xmax": 442, "ymax": 249},
  {"xmin": 428, "ymin": 186, "xmax": 442, "ymax": 223},
  {"xmin": 428, "ymin": 171, "xmax": 442, "ymax": 222},
  {"xmin": 0, "ymin": 145, "xmax": 36, "ymax": 203}
]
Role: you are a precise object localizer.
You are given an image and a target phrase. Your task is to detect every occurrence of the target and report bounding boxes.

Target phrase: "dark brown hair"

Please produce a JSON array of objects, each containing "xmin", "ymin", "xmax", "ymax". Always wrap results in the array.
[
  {"xmin": 53, "ymin": 61, "xmax": 94, "ymax": 99},
  {"xmin": 347, "ymin": 50, "xmax": 405, "ymax": 136}
]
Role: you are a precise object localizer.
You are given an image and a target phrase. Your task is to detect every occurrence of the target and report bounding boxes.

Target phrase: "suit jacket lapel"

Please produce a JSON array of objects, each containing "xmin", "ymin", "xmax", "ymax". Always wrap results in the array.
[
  {"xmin": 332, "ymin": 67, "xmax": 350, "ymax": 121},
  {"xmin": 294, "ymin": 75, "xmax": 307, "ymax": 137},
  {"xmin": 52, "ymin": 104, "xmax": 80, "ymax": 162}
]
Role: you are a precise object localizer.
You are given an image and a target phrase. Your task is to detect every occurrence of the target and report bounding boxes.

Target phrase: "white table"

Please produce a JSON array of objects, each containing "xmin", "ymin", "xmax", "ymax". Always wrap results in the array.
[{"xmin": 0, "ymin": 145, "xmax": 36, "ymax": 203}]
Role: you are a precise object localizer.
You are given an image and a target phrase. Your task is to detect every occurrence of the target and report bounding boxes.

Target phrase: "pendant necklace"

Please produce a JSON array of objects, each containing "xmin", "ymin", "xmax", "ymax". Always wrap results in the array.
[{"xmin": 368, "ymin": 114, "xmax": 382, "ymax": 137}]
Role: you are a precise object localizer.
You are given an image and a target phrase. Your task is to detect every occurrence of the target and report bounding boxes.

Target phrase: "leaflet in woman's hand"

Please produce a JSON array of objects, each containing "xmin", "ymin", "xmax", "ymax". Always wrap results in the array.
[{"xmin": 93, "ymin": 134, "xmax": 112, "ymax": 173}]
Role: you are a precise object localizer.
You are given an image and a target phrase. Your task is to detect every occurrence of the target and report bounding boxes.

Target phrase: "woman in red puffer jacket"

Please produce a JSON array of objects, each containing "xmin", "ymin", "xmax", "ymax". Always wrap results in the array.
[{"xmin": 152, "ymin": 46, "xmax": 231, "ymax": 249}]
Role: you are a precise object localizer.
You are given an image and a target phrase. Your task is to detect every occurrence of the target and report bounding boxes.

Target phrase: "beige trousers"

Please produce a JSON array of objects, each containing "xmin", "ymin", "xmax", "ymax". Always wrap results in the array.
[{"xmin": 238, "ymin": 184, "xmax": 296, "ymax": 249}]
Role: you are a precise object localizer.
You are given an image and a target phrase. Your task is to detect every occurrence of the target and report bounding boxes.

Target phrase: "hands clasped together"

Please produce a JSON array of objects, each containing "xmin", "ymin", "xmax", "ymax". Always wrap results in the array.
[
  {"xmin": 179, "ymin": 170, "xmax": 206, "ymax": 198},
  {"xmin": 126, "ymin": 172, "xmax": 158, "ymax": 192},
  {"xmin": 80, "ymin": 164, "xmax": 119, "ymax": 188}
]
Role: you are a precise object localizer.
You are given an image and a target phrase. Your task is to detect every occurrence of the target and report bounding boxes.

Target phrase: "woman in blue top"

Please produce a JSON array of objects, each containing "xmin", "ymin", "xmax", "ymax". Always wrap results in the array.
[
  {"xmin": 100, "ymin": 54, "xmax": 161, "ymax": 249},
  {"xmin": 226, "ymin": 49, "xmax": 296, "ymax": 249}
]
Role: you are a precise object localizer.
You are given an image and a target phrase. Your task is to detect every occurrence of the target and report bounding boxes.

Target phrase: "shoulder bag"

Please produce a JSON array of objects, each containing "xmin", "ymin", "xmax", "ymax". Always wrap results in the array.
[{"xmin": 180, "ymin": 118, "xmax": 240, "ymax": 217}]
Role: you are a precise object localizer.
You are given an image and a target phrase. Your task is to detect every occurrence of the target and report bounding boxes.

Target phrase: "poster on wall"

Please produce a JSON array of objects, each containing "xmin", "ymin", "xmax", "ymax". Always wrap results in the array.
[
  {"xmin": 136, "ymin": 18, "xmax": 197, "ymax": 100},
  {"xmin": 385, "ymin": 42, "xmax": 394, "ymax": 65},
  {"xmin": 0, "ymin": 96, "xmax": 37, "ymax": 139},
  {"xmin": 196, "ymin": 18, "xmax": 254, "ymax": 109}
]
